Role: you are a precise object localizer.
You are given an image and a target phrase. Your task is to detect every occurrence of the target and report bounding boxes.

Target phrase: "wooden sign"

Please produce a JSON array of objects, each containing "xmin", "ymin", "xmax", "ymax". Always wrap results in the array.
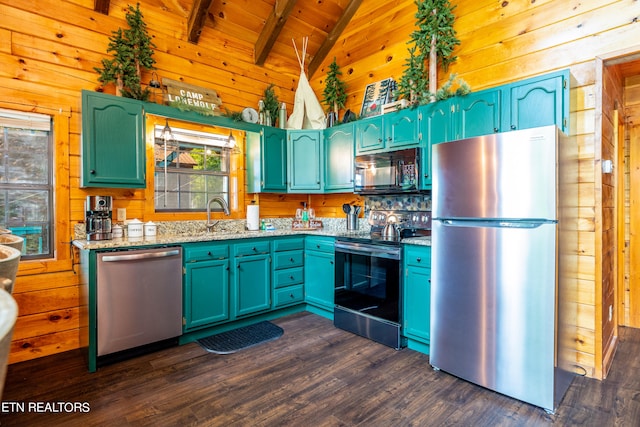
[
  {"xmin": 163, "ymin": 77, "xmax": 222, "ymax": 114},
  {"xmin": 291, "ymin": 219, "xmax": 323, "ymax": 230}
]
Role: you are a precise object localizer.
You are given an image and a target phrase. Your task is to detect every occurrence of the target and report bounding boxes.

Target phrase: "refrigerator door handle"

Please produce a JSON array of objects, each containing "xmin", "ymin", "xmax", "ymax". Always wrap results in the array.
[{"xmin": 439, "ymin": 219, "xmax": 556, "ymax": 229}]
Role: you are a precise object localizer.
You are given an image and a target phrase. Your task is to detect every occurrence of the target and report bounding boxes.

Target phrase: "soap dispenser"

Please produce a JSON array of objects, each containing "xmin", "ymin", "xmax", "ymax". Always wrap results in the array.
[{"xmin": 302, "ymin": 202, "xmax": 309, "ymax": 228}]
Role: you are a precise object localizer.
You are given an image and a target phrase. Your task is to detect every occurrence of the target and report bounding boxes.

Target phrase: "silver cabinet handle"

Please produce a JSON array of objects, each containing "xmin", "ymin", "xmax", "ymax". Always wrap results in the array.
[{"xmin": 102, "ymin": 249, "xmax": 180, "ymax": 262}]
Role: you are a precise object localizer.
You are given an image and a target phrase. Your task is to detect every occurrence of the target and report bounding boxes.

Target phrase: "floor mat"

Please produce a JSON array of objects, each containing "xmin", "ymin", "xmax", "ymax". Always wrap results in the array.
[{"xmin": 197, "ymin": 321, "xmax": 284, "ymax": 354}]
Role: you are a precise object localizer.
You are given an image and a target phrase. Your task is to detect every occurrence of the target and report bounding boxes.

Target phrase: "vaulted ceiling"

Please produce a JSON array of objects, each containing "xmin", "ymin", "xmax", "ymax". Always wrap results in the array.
[{"xmin": 94, "ymin": 0, "xmax": 362, "ymax": 78}]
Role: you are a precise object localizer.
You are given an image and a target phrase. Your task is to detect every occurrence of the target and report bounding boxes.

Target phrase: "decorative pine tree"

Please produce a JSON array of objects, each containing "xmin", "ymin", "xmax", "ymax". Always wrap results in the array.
[
  {"xmin": 322, "ymin": 57, "xmax": 348, "ymax": 120},
  {"xmin": 94, "ymin": 3, "xmax": 156, "ymax": 101},
  {"xmin": 263, "ymin": 84, "xmax": 280, "ymax": 127},
  {"xmin": 398, "ymin": 0, "xmax": 468, "ymax": 104}
]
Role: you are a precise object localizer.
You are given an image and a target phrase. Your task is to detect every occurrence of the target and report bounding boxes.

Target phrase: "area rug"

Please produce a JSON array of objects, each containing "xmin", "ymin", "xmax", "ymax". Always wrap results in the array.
[{"xmin": 197, "ymin": 321, "xmax": 284, "ymax": 354}]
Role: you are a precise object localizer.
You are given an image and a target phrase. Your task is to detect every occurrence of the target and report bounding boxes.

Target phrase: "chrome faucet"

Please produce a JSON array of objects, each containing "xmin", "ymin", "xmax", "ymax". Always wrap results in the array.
[{"xmin": 206, "ymin": 196, "xmax": 230, "ymax": 232}]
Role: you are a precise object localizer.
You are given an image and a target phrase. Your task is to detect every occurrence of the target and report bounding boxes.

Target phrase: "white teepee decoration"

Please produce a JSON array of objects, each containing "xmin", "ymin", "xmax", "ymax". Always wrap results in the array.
[{"xmin": 287, "ymin": 38, "xmax": 326, "ymax": 130}]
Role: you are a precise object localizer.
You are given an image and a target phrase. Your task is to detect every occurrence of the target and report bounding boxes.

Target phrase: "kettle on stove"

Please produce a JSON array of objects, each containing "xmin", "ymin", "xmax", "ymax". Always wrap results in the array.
[{"xmin": 382, "ymin": 216, "xmax": 400, "ymax": 240}]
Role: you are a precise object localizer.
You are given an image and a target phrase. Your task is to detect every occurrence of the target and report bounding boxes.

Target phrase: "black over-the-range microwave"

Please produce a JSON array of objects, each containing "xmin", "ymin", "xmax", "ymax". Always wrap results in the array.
[{"xmin": 354, "ymin": 147, "xmax": 421, "ymax": 194}]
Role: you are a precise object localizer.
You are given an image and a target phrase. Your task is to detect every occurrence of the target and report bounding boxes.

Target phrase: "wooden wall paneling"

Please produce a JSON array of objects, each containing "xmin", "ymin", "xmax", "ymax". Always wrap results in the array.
[{"xmin": 629, "ymin": 123, "xmax": 640, "ymax": 327}]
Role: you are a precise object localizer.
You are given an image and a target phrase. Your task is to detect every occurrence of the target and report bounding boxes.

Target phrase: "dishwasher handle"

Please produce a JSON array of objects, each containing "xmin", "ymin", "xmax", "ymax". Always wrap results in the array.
[{"xmin": 101, "ymin": 249, "xmax": 181, "ymax": 262}]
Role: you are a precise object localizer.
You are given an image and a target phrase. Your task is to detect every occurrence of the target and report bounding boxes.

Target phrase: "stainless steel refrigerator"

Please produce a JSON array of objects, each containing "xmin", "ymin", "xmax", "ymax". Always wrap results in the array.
[{"xmin": 430, "ymin": 125, "xmax": 576, "ymax": 413}]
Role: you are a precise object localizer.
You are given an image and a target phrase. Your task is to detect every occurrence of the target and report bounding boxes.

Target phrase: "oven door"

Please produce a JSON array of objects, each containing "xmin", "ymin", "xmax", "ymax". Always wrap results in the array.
[{"xmin": 334, "ymin": 240, "xmax": 401, "ymax": 323}]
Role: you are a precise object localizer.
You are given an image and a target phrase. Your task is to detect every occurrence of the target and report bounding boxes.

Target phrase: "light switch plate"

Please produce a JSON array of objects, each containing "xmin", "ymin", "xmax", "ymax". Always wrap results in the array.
[{"xmin": 117, "ymin": 208, "xmax": 126, "ymax": 222}]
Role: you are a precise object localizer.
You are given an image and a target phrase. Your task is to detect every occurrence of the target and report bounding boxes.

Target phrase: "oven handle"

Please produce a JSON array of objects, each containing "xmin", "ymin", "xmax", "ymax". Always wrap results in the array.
[{"xmin": 334, "ymin": 242, "xmax": 401, "ymax": 260}]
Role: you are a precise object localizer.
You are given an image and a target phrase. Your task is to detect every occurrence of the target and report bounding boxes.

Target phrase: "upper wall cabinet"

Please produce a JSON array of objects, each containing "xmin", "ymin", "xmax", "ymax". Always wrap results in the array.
[
  {"xmin": 323, "ymin": 123, "xmax": 355, "ymax": 192},
  {"xmin": 288, "ymin": 130, "xmax": 323, "ymax": 193},
  {"xmin": 81, "ymin": 90, "xmax": 146, "ymax": 188},
  {"xmin": 246, "ymin": 127, "xmax": 288, "ymax": 193},
  {"xmin": 355, "ymin": 109, "xmax": 420, "ymax": 155},
  {"xmin": 506, "ymin": 70, "xmax": 569, "ymax": 133}
]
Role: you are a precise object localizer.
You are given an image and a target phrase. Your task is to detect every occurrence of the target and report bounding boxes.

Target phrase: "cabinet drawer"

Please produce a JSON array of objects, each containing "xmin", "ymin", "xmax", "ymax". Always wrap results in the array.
[
  {"xmin": 234, "ymin": 240, "xmax": 270, "ymax": 257},
  {"xmin": 273, "ymin": 267, "xmax": 304, "ymax": 288},
  {"xmin": 273, "ymin": 237, "xmax": 304, "ymax": 252},
  {"xmin": 273, "ymin": 285, "xmax": 304, "ymax": 308},
  {"xmin": 273, "ymin": 250, "xmax": 304, "ymax": 270},
  {"xmin": 305, "ymin": 236, "xmax": 335, "ymax": 253},
  {"xmin": 184, "ymin": 244, "xmax": 229, "ymax": 262},
  {"xmin": 404, "ymin": 245, "xmax": 431, "ymax": 268}
]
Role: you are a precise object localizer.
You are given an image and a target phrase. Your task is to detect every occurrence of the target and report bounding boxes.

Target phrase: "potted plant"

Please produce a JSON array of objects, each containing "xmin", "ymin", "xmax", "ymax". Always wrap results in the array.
[
  {"xmin": 94, "ymin": 3, "xmax": 156, "ymax": 101},
  {"xmin": 322, "ymin": 57, "xmax": 348, "ymax": 126}
]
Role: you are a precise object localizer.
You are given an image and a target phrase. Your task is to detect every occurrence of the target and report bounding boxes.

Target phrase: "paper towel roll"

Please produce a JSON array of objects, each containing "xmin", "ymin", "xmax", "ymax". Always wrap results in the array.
[{"xmin": 246, "ymin": 205, "xmax": 260, "ymax": 230}]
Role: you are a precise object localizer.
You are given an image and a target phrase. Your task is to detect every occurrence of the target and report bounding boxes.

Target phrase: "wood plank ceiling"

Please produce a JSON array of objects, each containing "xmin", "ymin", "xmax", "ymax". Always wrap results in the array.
[{"xmin": 93, "ymin": 0, "xmax": 362, "ymax": 78}]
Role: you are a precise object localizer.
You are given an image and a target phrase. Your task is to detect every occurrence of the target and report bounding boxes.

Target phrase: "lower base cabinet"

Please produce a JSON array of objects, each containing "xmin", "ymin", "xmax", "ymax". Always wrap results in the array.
[
  {"xmin": 304, "ymin": 236, "xmax": 335, "ymax": 314},
  {"xmin": 183, "ymin": 243, "xmax": 231, "ymax": 331},
  {"xmin": 403, "ymin": 245, "xmax": 432, "ymax": 352}
]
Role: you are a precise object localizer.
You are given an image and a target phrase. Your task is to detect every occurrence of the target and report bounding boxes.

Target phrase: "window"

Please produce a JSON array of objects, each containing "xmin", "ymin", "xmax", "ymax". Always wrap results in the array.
[
  {"xmin": 0, "ymin": 109, "xmax": 53, "ymax": 259},
  {"xmin": 154, "ymin": 123, "xmax": 232, "ymax": 212}
]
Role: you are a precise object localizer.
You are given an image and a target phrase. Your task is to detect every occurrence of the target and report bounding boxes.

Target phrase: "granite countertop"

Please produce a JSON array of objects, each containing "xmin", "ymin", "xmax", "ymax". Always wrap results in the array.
[{"xmin": 72, "ymin": 218, "xmax": 431, "ymax": 250}]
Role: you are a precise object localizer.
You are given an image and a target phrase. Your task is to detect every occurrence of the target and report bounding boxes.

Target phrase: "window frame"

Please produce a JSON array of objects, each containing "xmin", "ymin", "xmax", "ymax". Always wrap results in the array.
[
  {"xmin": 144, "ymin": 115, "xmax": 243, "ymax": 222},
  {"xmin": 0, "ymin": 103, "xmax": 72, "ymax": 274},
  {"xmin": 0, "ymin": 112, "xmax": 54, "ymax": 260},
  {"xmin": 153, "ymin": 125, "xmax": 231, "ymax": 213}
]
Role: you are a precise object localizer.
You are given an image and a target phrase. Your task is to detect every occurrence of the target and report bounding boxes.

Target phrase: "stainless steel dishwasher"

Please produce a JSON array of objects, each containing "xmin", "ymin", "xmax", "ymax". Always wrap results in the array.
[{"xmin": 96, "ymin": 246, "xmax": 183, "ymax": 357}]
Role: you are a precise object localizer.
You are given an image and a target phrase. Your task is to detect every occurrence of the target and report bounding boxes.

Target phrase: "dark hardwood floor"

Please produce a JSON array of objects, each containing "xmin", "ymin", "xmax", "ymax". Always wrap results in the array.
[{"xmin": 2, "ymin": 312, "xmax": 640, "ymax": 426}]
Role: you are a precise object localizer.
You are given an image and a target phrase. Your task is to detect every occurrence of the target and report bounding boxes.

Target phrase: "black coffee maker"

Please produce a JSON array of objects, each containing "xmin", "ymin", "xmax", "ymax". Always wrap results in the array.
[{"xmin": 85, "ymin": 196, "xmax": 112, "ymax": 241}]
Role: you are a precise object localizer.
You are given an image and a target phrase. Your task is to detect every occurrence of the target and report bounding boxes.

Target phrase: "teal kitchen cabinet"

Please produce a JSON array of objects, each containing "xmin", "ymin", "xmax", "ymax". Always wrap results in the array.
[
  {"xmin": 355, "ymin": 109, "xmax": 420, "ymax": 155},
  {"xmin": 456, "ymin": 89, "xmax": 502, "ymax": 140},
  {"xmin": 323, "ymin": 123, "xmax": 355, "ymax": 192},
  {"xmin": 402, "ymin": 244, "xmax": 432, "ymax": 353},
  {"xmin": 81, "ymin": 90, "xmax": 146, "ymax": 188},
  {"xmin": 506, "ymin": 69, "xmax": 569, "ymax": 133},
  {"xmin": 355, "ymin": 115, "xmax": 384, "ymax": 154},
  {"xmin": 304, "ymin": 236, "xmax": 335, "ymax": 317},
  {"xmin": 288, "ymin": 130, "xmax": 323, "ymax": 192},
  {"xmin": 246, "ymin": 127, "xmax": 288, "ymax": 193},
  {"xmin": 384, "ymin": 107, "xmax": 420, "ymax": 150},
  {"xmin": 417, "ymin": 101, "xmax": 453, "ymax": 190},
  {"xmin": 233, "ymin": 240, "xmax": 271, "ymax": 317},
  {"xmin": 183, "ymin": 243, "xmax": 231, "ymax": 331},
  {"xmin": 272, "ymin": 237, "xmax": 305, "ymax": 309}
]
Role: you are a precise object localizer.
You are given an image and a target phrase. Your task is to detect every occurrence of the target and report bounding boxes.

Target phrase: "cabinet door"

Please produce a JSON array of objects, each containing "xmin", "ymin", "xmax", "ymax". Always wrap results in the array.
[
  {"xmin": 456, "ymin": 90, "xmax": 502, "ymax": 140},
  {"xmin": 324, "ymin": 124, "xmax": 354, "ymax": 192},
  {"xmin": 288, "ymin": 130, "xmax": 322, "ymax": 192},
  {"xmin": 418, "ymin": 102, "xmax": 452, "ymax": 189},
  {"xmin": 385, "ymin": 108, "xmax": 419, "ymax": 150},
  {"xmin": 304, "ymin": 250, "xmax": 335, "ymax": 311},
  {"xmin": 234, "ymin": 254, "xmax": 271, "ymax": 317},
  {"xmin": 184, "ymin": 259, "xmax": 230, "ymax": 330},
  {"xmin": 355, "ymin": 116, "xmax": 384, "ymax": 154},
  {"xmin": 403, "ymin": 265, "xmax": 431, "ymax": 344},
  {"xmin": 262, "ymin": 127, "xmax": 288, "ymax": 192},
  {"xmin": 507, "ymin": 72, "xmax": 567, "ymax": 133},
  {"xmin": 81, "ymin": 90, "xmax": 145, "ymax": 188},
  {"xmin": 419, "ymin": 101, "xmax": 453, "ymax": 146}
]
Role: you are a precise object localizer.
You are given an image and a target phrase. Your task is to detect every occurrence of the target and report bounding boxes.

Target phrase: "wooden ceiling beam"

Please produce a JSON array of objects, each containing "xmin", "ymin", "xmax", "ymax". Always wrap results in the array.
[
  {"xmin": 254, "ymin": 0, "xmax": 298, "ymax": 66},
  {"xmin": 188, "ymin": 0, "xmax": 214, "ymax": 44},
  {"xmin": 308, "ymin": 0, "xmax": 363, "ymax": 78},
  {"xmin": 94, "ymin": 0, "xmax": 110, "ymax": 15}
]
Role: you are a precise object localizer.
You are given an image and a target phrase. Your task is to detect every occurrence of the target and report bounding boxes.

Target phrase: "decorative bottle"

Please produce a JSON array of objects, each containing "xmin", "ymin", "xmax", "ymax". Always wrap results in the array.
[
  {"xmin": 258, "ymin": 100, "xmax": 266, "ymax": 125},
  {"xmin": 279, "ymin": 102, "xmax": 287, "ymax": 129}
]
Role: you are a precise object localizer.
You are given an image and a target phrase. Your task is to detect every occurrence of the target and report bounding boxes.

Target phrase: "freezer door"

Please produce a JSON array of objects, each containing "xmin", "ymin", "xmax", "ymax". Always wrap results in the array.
[
  {"xmin": 430, "ymin": 219, "xmax": 557, "ymax": 411},
  {"xmin": 432, "ymin": 125, "xmax": 558, "ymax": 220}
]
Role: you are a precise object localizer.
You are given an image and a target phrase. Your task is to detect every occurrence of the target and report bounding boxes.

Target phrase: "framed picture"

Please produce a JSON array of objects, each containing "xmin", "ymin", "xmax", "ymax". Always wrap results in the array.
[{"xmin": 360, "ymin": 78, "xmax": 395, "ymax": 118}]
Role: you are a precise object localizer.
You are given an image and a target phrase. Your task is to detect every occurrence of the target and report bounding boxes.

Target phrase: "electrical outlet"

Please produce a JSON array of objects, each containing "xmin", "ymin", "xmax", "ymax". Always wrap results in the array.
[
  {"xmin": 609, "ymin": 305, "xmax": 613, "ymax": 322},
  {"xmin": 117, "ymin": 208, "xmax": 126, "ymax": 222}
]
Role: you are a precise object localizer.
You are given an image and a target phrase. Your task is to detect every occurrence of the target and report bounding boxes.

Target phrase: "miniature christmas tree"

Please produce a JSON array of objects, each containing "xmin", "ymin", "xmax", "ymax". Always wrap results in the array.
[
  {"xmin": 322, "ymin": 57, "xmax": 348, "ymax": 120},
  {"xmin": 398, "ymin": 0, "xmax": 467, "ymax": 104},
  {"xmin": 263, "ymin": 84, "xmax": 280, "ymax": 127},
  {"xmin": 94, "ymin": 3, "xmax": 156, "ymax": 101}
]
